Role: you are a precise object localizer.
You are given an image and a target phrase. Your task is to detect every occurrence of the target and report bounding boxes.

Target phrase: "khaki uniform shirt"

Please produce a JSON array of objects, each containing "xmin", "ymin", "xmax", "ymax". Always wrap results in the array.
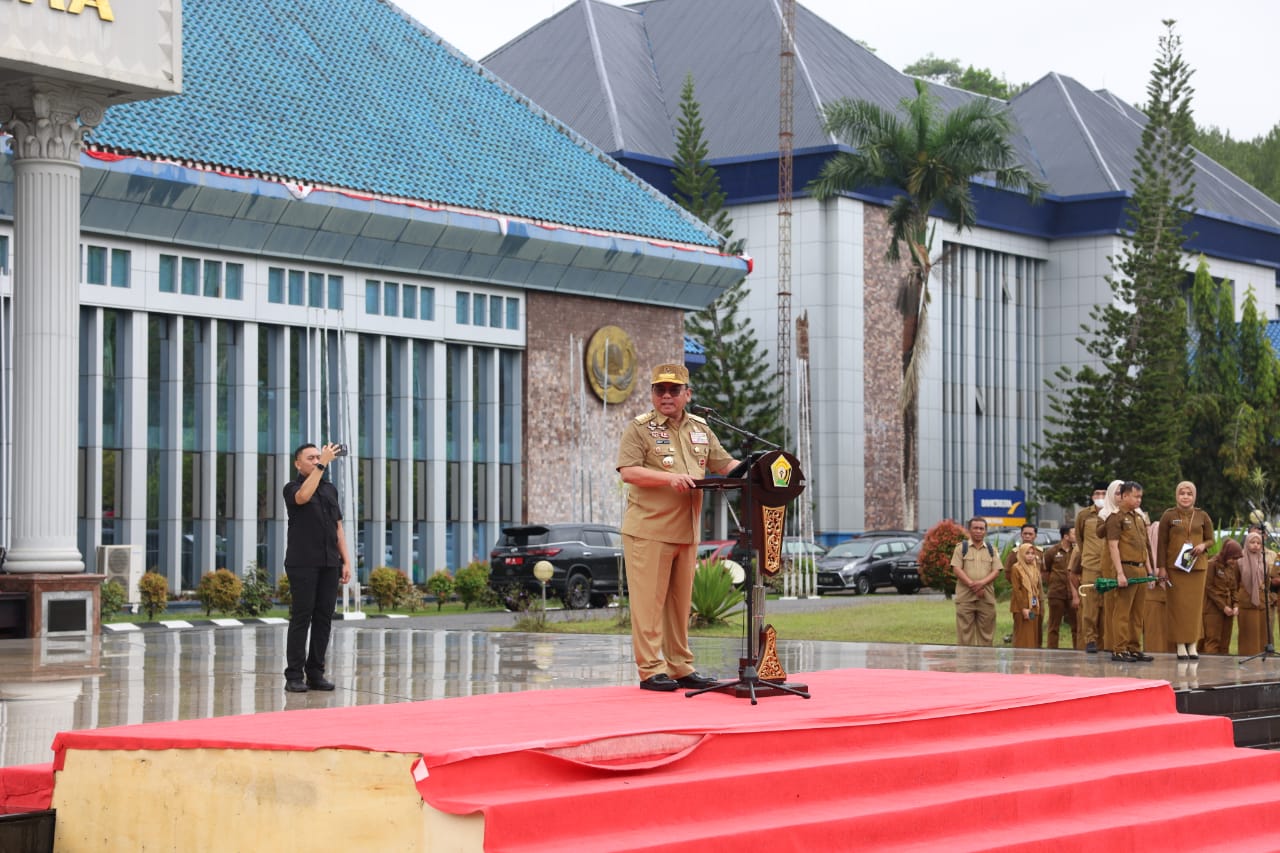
[
  {"xmin": 1074, "ymin": 506, "xmax": 1105, "ymax": 573},
  {"xmin": 616, "ymin": 410, "xmax": 732, "ymax": 545},
  {"xmin": 1103, "ymin": 509, "xmax": 1149, "ymax": 579},
  {"xmin": 1043, "ymin": 541, "xmax": 1075, "ymax": 601},
  {"xmin": 951, "ymin": 539, "xmax": 1000, "ymax": 604}
]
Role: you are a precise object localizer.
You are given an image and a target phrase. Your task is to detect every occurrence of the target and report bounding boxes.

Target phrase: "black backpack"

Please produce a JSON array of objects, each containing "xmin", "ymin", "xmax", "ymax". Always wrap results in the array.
[{"xmin": 962, "ymin": 540, "xmax": 995, "ymax": 558}]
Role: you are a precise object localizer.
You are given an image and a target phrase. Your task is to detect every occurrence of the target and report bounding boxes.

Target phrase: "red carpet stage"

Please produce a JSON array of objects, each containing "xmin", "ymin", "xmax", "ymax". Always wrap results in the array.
[{"xmin": 17, "ymin": 668, "xmax": 1280, "ymax": 850}]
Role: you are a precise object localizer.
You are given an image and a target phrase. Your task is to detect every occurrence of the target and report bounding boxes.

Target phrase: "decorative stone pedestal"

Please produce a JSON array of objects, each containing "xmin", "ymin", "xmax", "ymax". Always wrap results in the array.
[{"xmin": 0, "ymin": 575, "xmax": 105, "ymax": 637}]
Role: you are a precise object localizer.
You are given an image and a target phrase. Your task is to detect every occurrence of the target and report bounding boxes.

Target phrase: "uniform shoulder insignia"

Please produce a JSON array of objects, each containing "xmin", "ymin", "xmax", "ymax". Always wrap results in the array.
[
  {"xmin": 688, "ymin": 413, "xmax": 708, "ymax": 424},
  {"xmin": 634, "ymin": 411, "xmax": 656, "ymax": 425}
]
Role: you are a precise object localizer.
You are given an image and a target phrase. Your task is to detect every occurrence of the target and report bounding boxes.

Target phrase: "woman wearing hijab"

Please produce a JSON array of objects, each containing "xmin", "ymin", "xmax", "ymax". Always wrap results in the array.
[
  {"xmin": 1201, "ymin": 539, "xmax": 1241, "ymax": 655},
  {"xmin": 1096, "ymin": 480, "xmax": 1123, "ymax": 654},
  {"xmin": 1010, "ymin": 542, "xmax": 1044, "ymax": 648},
  {"xmin": 1237, "ymin": 532, "xmax": 1272, "ymax": 656},
  {"xmin": 1156, "ymin": 481, "xmax": 1214, "ymax": 660}
]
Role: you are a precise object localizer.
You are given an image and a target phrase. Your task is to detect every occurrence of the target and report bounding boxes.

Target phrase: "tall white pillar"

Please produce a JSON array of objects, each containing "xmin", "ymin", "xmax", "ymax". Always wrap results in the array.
[{"xmin": 0, "ymin": 83, "xmax": 105, "ymax": 573}]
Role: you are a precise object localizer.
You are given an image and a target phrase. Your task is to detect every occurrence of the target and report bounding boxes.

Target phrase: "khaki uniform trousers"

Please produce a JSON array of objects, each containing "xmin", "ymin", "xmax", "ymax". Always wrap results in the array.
[
  {"xmin": 955, "ymin": 587, "xmax": 996, "ymax": 646},
  {"xmin": 622, "ymin": 534, "xmax": 696, "ymax": 680},
  {"xmin": 1200, "ymin": 604, "xmax": 1234, "ymax": 655},
  {"xmin": 1046, "ymin": 597, "xmax": 1078, "ymax": 649},
  {"xmin": 1080, "ymin": 565, "xmax": 1106, "ymax": 649}
]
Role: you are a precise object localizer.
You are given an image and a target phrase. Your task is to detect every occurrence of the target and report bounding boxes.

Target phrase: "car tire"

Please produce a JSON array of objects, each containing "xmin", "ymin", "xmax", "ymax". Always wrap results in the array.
[
  {"xmin": 855, "ymin": 575, "xmax": 873, "ymax": 596},
  {"xmin": 563, "ymin": 572, "xmax": 592, "ymax": 609}
]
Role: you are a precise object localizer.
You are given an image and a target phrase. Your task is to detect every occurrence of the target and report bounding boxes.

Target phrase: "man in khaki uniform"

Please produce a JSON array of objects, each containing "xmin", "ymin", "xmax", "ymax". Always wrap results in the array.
[
  {"xmin": 1104, "ymin": 481, "xmax": 1158, "ymax": 662},
  {"xmin": 1069, "ymin": 483, "xmax": 1109, "ymax": 653},
  {"xmin": 951, "ymin": 517, "xmax": 1001, "ymax": 646},
  {"xmin": 616, "ymin": 363, "xmax": 738, "ymax": 691},
  {"xmin": 1043, "ymin": 525, "xmax": 1078, "ymax": 649}
]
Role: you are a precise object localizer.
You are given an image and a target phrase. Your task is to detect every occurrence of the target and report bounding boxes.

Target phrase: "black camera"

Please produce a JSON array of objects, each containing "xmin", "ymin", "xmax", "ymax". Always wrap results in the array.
[{"xmin": 334, "ymin": 444, "xmax": 349, "ymax": 457}]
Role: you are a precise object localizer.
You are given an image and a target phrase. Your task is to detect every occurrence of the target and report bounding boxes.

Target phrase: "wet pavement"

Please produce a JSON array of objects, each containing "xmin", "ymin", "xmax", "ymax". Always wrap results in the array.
[{"xmin": 2, "ymin": 594, "xmax": 1278, "ymax": 769}]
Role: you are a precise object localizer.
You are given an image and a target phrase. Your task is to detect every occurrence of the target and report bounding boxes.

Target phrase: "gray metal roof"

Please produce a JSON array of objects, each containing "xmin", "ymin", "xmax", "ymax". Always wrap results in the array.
[{"xmin": 483, "ymin": 0, "xmax": 1280, "ymax": 230}]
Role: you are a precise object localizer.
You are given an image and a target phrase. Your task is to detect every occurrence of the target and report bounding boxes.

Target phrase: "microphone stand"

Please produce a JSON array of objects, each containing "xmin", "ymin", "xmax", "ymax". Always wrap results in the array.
[
  {"xmin": 1240, "ymin": 501, "xmax": 1276, "ymax": 665},
  {"xmin": 683, "ymin": 405, "xmax": 809, "ymax": 703}
]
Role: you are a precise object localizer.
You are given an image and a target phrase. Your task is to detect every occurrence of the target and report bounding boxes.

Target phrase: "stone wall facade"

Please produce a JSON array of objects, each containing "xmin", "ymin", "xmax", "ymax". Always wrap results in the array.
[
  {"xmin": 861, "ymin": 205, "xmax": 913, "ymax": 529},
  {"xmin": 523, "ymin": 291, "xmax": 684, "ymax": 525}
]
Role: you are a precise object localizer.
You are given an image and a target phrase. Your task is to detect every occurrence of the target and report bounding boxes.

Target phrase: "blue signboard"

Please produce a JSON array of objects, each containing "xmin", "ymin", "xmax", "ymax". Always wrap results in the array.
[{"xmin": 973, "ymin": 489, "xmax": 1026, "ymax": 527}]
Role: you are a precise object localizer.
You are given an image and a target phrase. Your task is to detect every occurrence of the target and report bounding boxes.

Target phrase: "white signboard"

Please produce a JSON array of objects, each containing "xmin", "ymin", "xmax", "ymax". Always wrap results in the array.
[{"xmin": 0, "ymin": 0, "xmax": 182, "ymax": 99}]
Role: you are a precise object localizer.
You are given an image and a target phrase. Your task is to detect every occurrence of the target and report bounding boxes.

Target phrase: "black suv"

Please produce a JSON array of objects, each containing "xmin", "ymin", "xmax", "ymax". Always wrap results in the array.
[{"xmin": 489, "ymin": 523, "xmax": 623, "ymax": 609}]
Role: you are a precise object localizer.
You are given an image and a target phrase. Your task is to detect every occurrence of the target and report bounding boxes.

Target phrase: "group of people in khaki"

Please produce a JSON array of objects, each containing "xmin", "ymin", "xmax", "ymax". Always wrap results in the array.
[{"xmin": 951, "ymin": 480, "xmax": 1280, "ymax": 660}]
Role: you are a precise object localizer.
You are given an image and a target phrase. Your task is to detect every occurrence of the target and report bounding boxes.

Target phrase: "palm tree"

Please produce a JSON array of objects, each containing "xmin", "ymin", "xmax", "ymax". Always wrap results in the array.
[{"xmin": 809, "ymin": 79, "xmax": 1046, "ymax": 527}]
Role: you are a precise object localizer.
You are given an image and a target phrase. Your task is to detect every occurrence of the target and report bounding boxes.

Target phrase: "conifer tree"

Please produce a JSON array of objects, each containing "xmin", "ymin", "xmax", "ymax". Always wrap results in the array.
[
  {"xmin": 672, "ymin": 74, "xmax": 782, "ymax": 455},
  {"xmin": 1031, "ymin": 21, "xmax": 1197, "ymax": 510}
]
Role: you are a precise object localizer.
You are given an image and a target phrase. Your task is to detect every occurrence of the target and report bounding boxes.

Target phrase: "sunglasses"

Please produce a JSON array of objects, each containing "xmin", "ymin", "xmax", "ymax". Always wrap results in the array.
[{"xmin": 652, "ymin": 383, "xmax": 686, "ymax": 397}]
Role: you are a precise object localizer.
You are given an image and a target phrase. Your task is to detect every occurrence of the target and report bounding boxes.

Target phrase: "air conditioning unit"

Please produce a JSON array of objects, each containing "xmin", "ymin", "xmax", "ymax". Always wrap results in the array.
[{"xmin": 97, "ymin": 544, "xmax": 143, "ymax": 605}]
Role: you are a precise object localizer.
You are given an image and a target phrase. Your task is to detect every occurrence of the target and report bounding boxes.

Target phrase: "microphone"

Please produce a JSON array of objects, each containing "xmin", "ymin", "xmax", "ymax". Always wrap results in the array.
[{"xmin": 688, "ymin": 404, "xmax": 716, "ymax": 416}]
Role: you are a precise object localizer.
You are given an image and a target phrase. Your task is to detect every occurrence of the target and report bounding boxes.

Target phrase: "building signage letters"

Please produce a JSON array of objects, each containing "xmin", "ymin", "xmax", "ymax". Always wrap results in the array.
[{"xmin": 11, "ymin": 0, "xmax": 115, "ymax": 23}]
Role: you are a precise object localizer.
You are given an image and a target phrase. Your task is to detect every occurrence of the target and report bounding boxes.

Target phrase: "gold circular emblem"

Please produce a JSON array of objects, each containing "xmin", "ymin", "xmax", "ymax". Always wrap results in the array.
[{"xmin": 585, "ymin": 325, "xmax": 637, "ymax": 404}]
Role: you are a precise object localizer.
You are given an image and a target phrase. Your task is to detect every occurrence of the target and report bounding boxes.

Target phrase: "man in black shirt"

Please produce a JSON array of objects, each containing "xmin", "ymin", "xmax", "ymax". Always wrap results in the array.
[{"xmin": 283, "ymin": 442, "xmax": 352, "ymax": 692}]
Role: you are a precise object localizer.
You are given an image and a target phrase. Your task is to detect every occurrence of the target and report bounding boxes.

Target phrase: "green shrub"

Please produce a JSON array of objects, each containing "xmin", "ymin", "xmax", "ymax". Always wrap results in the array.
[
  {"xmin": 138, "ymin": 572, "xmax": 170, "ymax": 620},
  {"xmin": 920, "ymin": 520, "xmax": 967, "ymax": 599},
  {"xmin": 99, "ymin": 579, "xmax": 127, "ymax": 622},
  {"xmin": 424, "ymin": 570, "xmax": 455, "ymax": 611},
  {"xmin": 196, "ymin": 569, "xmax": 243, "ymax": 616},
  {"xmin": 276, "ymin": 575, "xmax": 291, "ymax": 606},
  {"xmin": 453, "ymin": 561, "xmax": 492, "ymax": 610},
  {"xmin": 368, "ymin": 567, "xmax": 412, "ymax": 611},
  {"xmin": 236, "ymin": 563, "xmax": 274, "ymax": 617},
  {"xmin": 690, "ymin": 561, "xmax": 744, "ymax": 627}
]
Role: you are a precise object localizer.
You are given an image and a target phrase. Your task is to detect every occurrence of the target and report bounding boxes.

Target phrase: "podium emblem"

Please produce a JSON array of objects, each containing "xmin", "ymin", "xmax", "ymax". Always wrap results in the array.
[{"xmin": 769, "ymin": 455, "xmax": 792, "ymax": 488}]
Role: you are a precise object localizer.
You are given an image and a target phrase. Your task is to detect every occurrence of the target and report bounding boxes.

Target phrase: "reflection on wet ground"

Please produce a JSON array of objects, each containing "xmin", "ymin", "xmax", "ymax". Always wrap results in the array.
[{"xmin": 1, "ymin": 622, "xmax": 1275, "ymax": 768}]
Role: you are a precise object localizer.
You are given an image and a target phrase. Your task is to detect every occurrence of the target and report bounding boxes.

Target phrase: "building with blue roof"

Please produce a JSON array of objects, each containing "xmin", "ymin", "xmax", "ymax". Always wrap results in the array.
[
  {"xmin": 0, "ymin": 0, "xmax": 747, "ymax": 587},
  {"xmin": 485, "ymin": 0, "xmax": 1280, "ymax": 533}
]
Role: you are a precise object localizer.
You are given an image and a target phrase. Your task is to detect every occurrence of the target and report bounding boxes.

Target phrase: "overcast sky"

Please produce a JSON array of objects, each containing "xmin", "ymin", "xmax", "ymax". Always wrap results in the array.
[{"xmin": 396, "ymin": 0, "xmax": 1277, "ymax": 141}]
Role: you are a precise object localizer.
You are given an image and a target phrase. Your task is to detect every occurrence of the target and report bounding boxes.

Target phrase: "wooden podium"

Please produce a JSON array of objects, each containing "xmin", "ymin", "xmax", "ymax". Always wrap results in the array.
[{"xmin": 692, "ymin": 449, "xmax": 809, "ymax": 703}]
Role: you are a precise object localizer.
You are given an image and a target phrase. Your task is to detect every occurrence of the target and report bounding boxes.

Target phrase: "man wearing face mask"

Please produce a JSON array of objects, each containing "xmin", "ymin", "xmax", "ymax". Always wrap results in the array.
[{"xmin": 1069, "ymin": 482, "xmax": 1110, "ymax": 653}]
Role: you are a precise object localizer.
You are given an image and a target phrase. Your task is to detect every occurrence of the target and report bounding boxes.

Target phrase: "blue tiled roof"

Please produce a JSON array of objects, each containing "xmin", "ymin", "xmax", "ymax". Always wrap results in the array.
[{"xmin": 86, "ymin": 0, "xmax": 718, "ymax": 247}]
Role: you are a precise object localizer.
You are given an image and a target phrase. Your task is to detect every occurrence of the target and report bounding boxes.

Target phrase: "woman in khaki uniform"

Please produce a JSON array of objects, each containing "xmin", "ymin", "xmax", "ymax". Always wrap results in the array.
[
  {"xmin": 1156, "ymin": 481, "xmax": 1214, "ymax": 659},
  {"xmin": 1010, "ymin": 543, "xmax": 1044, "ymax": 648},
  {"xmin": 1237, "ymin": 532, "xmax": 1270, "ymax": 656},
  {"xmin": 1201, "ymin": 540, "xmax": 1241, "ymax": 656}
]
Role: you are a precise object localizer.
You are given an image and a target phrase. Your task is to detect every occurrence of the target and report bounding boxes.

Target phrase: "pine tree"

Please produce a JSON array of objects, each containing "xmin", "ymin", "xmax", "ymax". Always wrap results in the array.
[
  {"xmin": 672, "ymin": 74, "xmax": 782, "ymax": 454},
  {"xmin": 1031, "ymin": 21, "xmax": 1197, "ymax": 510}
]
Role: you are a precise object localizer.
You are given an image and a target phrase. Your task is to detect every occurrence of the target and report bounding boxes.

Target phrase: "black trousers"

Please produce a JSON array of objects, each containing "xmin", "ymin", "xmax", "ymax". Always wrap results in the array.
[{"xmin": 284, "ymin": 565, "xmax": 340, "ymax": 681}]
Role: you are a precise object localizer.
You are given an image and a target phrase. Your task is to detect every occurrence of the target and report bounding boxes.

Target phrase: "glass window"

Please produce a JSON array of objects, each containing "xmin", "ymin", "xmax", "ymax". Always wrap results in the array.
[
  {"xmin": 225, "ymin": 263, "xmax": 244, "ymax": 300},
  {"xmin": 506, "ymin": 297, "xmax": 519, "ymax": 329},
  {"xmin": 473, "ymin": 293, "xmax": 486, "ymax": 326},
  {"xmin": 308, "ymin": 272, "xmax": 323, "ymax": 308},
  {"xmin": 287, "ymin": 270, "xmax": 304, "ymax": 305},
  {"xmin": 327, "ymin": 275, "xmax": 343, "ymax": 310},
  {"xmin": 490, "ymin": 295, "xmax": 503, "ymax": 328},
  {"xmin": 86, "ymin": 245, "xmax": 107, "ymax": 285},
  {"xmin": 384, "ymin": 282, "xmax": 398, "ymax": 316},
  {"xmin": 203, "ymin": 260, "xmax": 221, "ymax": 297},
  {"xmin": 159, "ymin": 254, "xmax": 177, "ymax": 293},
  {"xmin": 456, "ymin": 292, "xmax": 469, "ymax": 324},
  {"xmin": 268, "ymin": 267, "xmax": 284, "ymax": 303},
  {"xmin": 403, "ymin": 285, "xmax": 417, "ymax": 319},
  {"xmin": 180, "ymin": 257, "xmax": 200, "ymax": 295},
  {"xmin": 0, "ymin": 234, "xmax": 9, "ymax": 274},
  {"xmin": 110, "ymin": 249, "xmax": 131, "ymax": 288},
  {"xmin": 421, "ymin": 287, "xmax": 435, "ymax": 321},
  {"xmin": 365, "ymin": 279, "xmax": 379, "ymax": 314}
]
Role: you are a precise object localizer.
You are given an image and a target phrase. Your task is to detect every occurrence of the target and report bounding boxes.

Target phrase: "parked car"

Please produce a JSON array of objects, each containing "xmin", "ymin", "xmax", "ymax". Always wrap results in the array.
[
  {"xmin": 888, "ymin": 541, "xmax": 924, "ymax": 594},
  {"xmin": 489, "ymin": 523, "xmax": 622, "ymax": 609},
  {"xmin": 697, "ymin": 539, "xmax": 747, "ymax": 586},
  {"xmin": 815, "ymin": 536, "xmax": 918, "ymax": 595},
  {"xmin": 986, "ymin": 526, "xmax": 1061, "ymax": 557}
]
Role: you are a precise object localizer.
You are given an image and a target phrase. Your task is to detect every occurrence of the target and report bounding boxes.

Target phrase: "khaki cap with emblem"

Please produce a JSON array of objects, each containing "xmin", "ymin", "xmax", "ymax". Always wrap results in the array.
[{"xmin": 650, "ymin": 363, "xmax": 689, "ymax": 385}]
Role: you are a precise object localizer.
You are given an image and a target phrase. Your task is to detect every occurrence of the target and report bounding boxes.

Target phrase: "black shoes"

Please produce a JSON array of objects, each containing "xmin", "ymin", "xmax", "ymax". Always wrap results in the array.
[
  {"xmin": 1085, "ymin": 642, "xmax": 1097, "ymax": 654},
  {"xmin": 1110, "ymin": 651, "xmax": 1154, "ymax": 663},
  {"xmin": 285, "ymin": 680, "xmax": 308, "ymax": 693},
  {"xmin": 675, "ymin": 671, "xmax": 721, "ymax": 689},
  {"xmin": 306, "ymin": 676, "xmax": 336, "ymax": 691},
  {"xmin": 640, "ymin": 674, "xmax": 680, "ymax": 692}
]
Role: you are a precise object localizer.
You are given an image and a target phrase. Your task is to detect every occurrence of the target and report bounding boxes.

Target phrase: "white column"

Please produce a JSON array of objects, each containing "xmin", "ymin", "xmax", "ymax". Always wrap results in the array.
[
  {"xmin": 233, "ymin": 322, "xmax": 259, "ymax": 574},
  {"xmin": 0, "ymin": 83, "xmax": 105, "ymax": 573}
]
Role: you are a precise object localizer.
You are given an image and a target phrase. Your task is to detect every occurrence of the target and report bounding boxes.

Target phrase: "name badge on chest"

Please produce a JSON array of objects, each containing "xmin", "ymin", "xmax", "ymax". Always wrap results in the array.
[{"xmin": 690, "ymin": 431, "xmax": 708, "ymax": 445}]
